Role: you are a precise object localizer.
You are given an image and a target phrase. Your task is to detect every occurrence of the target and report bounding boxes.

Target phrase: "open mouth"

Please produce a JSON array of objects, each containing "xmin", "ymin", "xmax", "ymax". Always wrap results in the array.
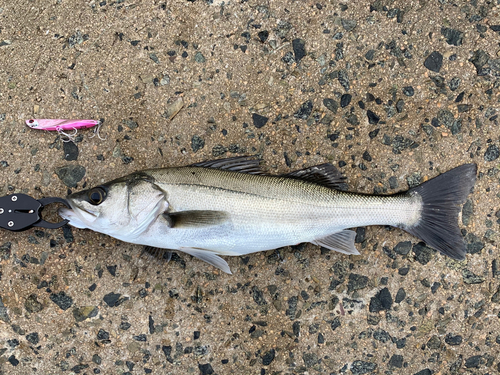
[{"xmin": 58, "ymin": 203, "xmax": 98, "ymax": 229}]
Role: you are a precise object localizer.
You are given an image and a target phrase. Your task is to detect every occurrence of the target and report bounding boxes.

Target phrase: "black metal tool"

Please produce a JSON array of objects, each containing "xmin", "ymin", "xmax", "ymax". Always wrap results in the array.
[{"xmin": 0, "ymin": 194, "xmax": 70, "ymax": 231}]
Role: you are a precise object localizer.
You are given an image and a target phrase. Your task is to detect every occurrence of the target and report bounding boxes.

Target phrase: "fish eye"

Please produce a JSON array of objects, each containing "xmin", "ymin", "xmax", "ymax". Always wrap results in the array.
[
  {"xmin": 28, "ymin": 119, "xmax": 38, "ymax": 127},
  {"xmin": 88, "ymin": 187, "xmax": 106, "ymax": 205}
]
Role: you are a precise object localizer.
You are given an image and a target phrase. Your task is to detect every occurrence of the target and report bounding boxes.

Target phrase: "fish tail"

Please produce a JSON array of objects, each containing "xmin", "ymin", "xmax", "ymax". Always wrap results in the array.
[{"xmin": 402, "ymin": 163, "xmax": 477, "ymax": 260}]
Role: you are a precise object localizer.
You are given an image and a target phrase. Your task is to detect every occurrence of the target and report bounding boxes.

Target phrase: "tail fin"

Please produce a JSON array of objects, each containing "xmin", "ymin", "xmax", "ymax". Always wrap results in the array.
[{"xmin": 402, "ymin": 164, "xmax": 477, "ymax": 260}]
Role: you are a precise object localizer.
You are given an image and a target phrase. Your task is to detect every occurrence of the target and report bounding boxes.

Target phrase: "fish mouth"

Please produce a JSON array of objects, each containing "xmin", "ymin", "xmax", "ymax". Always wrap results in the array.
[{"xmin": 58, "ymin": 201, "xmax": 98, "ymax": 229}]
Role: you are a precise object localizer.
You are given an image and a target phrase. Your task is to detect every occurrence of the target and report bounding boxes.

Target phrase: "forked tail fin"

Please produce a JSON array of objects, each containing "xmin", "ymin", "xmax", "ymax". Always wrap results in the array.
[{"xmin": 402, "ymin": 164, "xmax": 477, "ymax": 260}]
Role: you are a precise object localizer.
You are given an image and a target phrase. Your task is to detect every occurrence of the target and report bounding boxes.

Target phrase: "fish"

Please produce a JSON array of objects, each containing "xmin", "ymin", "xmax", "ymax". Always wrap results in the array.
[{"xmin": 58, "ymin": 157, "xmax": 477, "ymax": 274}]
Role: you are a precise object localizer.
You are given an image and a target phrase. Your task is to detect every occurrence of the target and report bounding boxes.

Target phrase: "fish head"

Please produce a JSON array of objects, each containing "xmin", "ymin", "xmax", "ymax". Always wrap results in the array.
[
  {"xmin": 59, "ymin": 181, "xmax": 131, "ymax": 235},
  {"xmin": 58, "ymin": 173, "xmax": 168, "ymax": 239}
]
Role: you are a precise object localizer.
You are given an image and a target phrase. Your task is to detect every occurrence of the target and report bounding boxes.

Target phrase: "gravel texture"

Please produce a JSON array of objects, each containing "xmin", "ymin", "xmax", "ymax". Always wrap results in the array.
[{"xmin": 0, "ymin": 1, "xmax": 499, "ymax": 374}]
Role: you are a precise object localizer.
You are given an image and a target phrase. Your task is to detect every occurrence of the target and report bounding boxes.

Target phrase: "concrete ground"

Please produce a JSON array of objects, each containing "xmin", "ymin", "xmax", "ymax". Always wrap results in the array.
[{"xmin": 0, "ymin": 0, "xmax": 499, "ymax": 374}]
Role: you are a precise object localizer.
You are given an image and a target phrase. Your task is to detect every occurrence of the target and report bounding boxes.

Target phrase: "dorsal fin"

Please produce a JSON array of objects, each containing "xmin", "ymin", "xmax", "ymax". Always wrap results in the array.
[
  {"xmin": 284, "ymin": 163, "xmax": 348, "ymax": 190},
  {"xmin": 190, "ymin": 156, "xmax": 264, "ymax": 175}
]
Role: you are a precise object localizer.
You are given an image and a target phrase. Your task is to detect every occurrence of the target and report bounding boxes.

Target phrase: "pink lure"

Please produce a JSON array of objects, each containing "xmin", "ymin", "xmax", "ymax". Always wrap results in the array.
[{"xmin": 25, "ymin": 119, "xmax": 100, "ymax": 131}]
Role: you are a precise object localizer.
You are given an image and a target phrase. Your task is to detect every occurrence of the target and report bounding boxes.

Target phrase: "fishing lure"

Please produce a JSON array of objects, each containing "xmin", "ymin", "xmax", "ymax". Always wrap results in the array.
[{"xmin": 25, "ymin": 119, "xmax": 104, "ymax": 141}]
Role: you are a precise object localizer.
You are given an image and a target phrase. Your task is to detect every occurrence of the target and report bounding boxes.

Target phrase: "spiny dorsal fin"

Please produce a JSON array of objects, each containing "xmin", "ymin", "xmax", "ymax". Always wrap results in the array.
[
  {"xmin": 311, "ymin": 230, "xmax": 360, "ymax": 255},
  {"xmin": 190, "ymin": 156, "xmax": 264, "ymax": 175},
  {"xmin": 162, "ymin": 210, "xmax": 229, "ymax": 228},
  {"xmin": 285, "ymin": 163, "xmax": 348, "ymax": 190}
]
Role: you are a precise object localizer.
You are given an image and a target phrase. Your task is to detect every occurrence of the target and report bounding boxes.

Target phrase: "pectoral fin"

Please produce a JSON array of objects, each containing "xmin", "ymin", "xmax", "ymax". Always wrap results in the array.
[
  {"xmin": 163, "ymin": 210, "xmax": 229, "ymax": 228},
  {"xmin": 180, "ymin": 247, "xmax": 232, "ymax": 274},
  {"xmin": 311, "ymin": 230, "xmax": 360, "ymax": 255}
]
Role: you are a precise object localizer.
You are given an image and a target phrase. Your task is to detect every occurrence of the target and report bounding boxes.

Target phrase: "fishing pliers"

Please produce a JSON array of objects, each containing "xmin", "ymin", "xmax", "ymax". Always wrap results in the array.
[{"xmin": 0, "ymin": 194, "xmax": 70, "ymax": 231}]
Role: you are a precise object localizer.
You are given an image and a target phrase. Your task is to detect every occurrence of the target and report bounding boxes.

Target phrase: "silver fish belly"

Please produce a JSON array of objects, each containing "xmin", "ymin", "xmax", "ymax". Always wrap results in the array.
[{"xmin": 59, "ymin": 157, "xmax": 476, "ymax": 274}]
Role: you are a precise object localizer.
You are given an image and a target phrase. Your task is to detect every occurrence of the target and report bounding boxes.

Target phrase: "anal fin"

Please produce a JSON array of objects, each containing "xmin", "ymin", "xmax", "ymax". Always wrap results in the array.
[
  {"xmin": 180, "ymin": 247, "xmax": 232, "ymax": 274},
  {"xmin": 311, "ymin": 230, "xmax": 360, "ymax": 255}
]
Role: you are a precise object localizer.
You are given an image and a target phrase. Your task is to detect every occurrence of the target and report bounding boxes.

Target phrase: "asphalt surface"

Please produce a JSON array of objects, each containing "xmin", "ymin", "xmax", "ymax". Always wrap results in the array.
[{"xmin": 0, "ymin": 0, "xmax": 499, "ymax": 374}]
